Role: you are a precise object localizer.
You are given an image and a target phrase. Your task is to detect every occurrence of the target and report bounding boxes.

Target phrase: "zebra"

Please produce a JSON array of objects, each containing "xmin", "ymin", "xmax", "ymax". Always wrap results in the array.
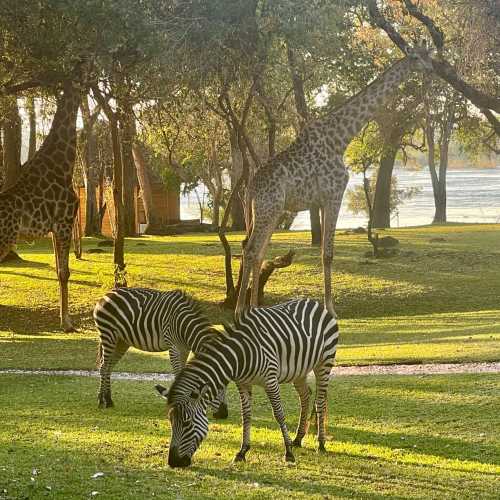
[
  {"xmin": 93, "ymin": 287, "xmax": 228, "ymax": 418},
  {"xmin": 155, "ymin": 298, "xmax": 339, "ymax": 467}
]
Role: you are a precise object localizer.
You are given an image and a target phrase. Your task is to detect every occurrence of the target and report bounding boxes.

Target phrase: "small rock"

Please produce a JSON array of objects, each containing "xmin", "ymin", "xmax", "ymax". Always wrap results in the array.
[
  {"xmin": 92, "ymin": 472, "xmax": 105, "ymax": 479},
  {"xmin": 91, "ymin": 491, "xmax": 99, "ymax": 497},
  {"xmin": 378, "ymin": 236, "xmax": 399, "ymax": 248}
]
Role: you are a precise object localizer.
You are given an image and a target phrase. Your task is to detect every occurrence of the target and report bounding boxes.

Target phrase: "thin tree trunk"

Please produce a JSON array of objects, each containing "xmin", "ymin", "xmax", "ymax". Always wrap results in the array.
[
  {"xmin": 109, "ymin": 115, "xmax": 127, "ymax": 286},
  {"xmin": 120, "ymin": 104, "xmax": 137, "ymax": 237},
  {"xmin": 229, "ymin": 127, "xmax": 246, "ymax": 230},
  {"xmin": 132, "ymin": 142, "xmax": 162, "ymax": 234},
  {"xmin": 1, "ymin": 96, "xmax": 22, "ymax": 191},
  {"xmin": 28, "ymin": 96, "xmax": 37, "ymax": 159},
  {"xmin": 286, "ymin": 42, "xmax": 318, "ymax": 244},
  {"xmin": 81, "ymin": 99, "xmax": 100, "ymax": 236}
]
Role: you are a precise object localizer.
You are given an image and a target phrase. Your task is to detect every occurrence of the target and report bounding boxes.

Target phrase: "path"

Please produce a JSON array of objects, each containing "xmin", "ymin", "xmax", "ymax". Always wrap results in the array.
[{"xmin": 2, "ymin": 361, "xmax": 499, "ymax": 381}]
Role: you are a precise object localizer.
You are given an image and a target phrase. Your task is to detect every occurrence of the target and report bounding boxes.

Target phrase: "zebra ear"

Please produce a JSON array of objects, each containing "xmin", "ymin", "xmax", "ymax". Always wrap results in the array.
[
  {"xmin": 199, "ymin": 384, "xmax": 210, "ymax": 400},
  {"xmin": 155, "ymin": 384, "xmax": 169, "ymax": 400}
]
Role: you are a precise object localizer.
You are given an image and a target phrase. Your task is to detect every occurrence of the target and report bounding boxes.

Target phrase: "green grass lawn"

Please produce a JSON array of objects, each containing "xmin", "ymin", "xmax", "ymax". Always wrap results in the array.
[
  {"xmin": 1, "ymin": 225, "xmax": 499, "ymax": 498},
  {"xmin": 0, "ymin": 373, "xmax": 498, "ymax": 499},
  {"xmin": 1, "ymin": 224, "xmax": 499, "ymax": 370}
]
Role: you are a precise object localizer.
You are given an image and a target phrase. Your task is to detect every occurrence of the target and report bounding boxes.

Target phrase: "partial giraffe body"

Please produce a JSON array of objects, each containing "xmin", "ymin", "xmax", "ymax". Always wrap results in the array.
[
  {"xmin": 235, "ymin": 45, "xmax": 433, "ymax": 317},
  {"xmin": 156, "ymin": 298, "xmax": 339, "ymax": 467},
  {"xmin": 93, "ymin": 287, "xmax": 228, "ymax": 418},
  {"xmin": 0, "ymin": 80, "xmax": 81, "ymax": 331}
]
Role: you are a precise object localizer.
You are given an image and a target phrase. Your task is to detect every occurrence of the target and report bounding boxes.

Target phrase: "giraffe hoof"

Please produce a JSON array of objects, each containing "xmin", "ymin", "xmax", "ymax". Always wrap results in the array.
[
  {"xmin": 318, "ymin": 443, "xmax": 327, "ymax": 453},
  {"xmin": 285, "ymin": 452, "xmax": 296, "ymax": 463},
  {"xmin": 62, "ymin": 321, "xmax": 77, "ymax": 333},
  {"xmin": 233, "ymin": 453, "xmax": 246, "ymax": 463}
]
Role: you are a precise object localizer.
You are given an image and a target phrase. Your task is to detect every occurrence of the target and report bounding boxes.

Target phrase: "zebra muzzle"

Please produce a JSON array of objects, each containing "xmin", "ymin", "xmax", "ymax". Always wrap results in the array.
[{"xmin": 168, "ymin": 447, "xmax": 192, "ymax": 468}]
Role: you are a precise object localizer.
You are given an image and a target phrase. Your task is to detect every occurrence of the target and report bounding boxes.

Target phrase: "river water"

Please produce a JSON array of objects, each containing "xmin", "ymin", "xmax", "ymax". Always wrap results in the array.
[{"xmin": 181, "ymin": 166, "xmax": 500, "ymax": 229}]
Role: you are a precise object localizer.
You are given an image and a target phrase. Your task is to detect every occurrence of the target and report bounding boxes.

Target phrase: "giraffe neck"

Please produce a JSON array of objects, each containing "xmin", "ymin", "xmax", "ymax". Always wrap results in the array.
[
  {"xmin": 35, "ymin": 81, "xmax": 81, "ymax": 176},
  {"xmin": 323, "ymin": 56, "xmax": 414, "ymax": 147}
]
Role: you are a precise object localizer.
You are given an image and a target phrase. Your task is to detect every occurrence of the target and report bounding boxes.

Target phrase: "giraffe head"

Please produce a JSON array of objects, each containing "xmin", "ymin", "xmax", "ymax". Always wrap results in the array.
[{"xmin": 405, "ymin": 41, "xmax": 433, "ymax": 73}]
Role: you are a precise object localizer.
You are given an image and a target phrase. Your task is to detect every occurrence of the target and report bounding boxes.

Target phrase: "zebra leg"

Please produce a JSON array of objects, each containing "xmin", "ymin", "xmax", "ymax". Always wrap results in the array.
[
  {"xmin": 234, "ymin": 385, "xmax": 252, "ymax": 462},
  {"xmin": 98, "ymin": 339, "xmax": 129, "ymax": 408},
  {"xmin": 292, "ymin": 378, "xmax": 312, "ymax": 448},
  {"xmin": 265, "ymin": 379, "xmax": 295, "ymax": 463},
  {"xmin": 213, "ymin": 386, "xmax": 229, "ymax": 420},
  {"xmin": 314, "ymin": 365, "xmax": 331, "ymax": 452}
]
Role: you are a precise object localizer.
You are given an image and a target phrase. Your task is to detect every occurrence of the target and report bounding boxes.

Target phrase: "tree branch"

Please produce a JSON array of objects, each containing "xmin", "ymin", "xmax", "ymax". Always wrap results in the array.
[{"xmin": 401, "ymin": 0, "xmax": 444, "ymax": 49}]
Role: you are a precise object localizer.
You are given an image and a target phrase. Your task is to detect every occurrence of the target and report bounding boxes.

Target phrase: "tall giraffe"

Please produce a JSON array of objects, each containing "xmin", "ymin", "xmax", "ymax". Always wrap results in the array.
[
  {"xmin": 236, "ymin": 46, "xmax": 432, "ymax": 316},
  {"xmin": 0, "ymin": 80, "xmax": 81, "ymax": 331}
]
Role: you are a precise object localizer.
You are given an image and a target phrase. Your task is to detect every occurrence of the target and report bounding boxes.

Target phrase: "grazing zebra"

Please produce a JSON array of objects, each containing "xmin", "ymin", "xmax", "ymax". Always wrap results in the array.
[
  {"xmin": 155, "ymin": 298, "xmax": 339, "ymax": 467},
  {"xmin": 93, "ymin": 287, "xmax": 228, "ymax": 418}
]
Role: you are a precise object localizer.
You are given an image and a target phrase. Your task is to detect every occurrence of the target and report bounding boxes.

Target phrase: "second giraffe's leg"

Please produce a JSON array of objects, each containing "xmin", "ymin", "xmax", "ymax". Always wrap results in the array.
[
  {"xmin": 234, "ymin": 385, "xmax": 252, "ymax": 462},
  {"xmin": 52, "ymin": 231, "xmax": 75, "ymax": 332},
  {"xmin": 265, "ymin": 378, "xmax": 295, "ymax": 463},
  {"xmin": 320, "ymin": 202, "xmax": 341, "ymax": 318},
  {"xmin": 313, "ymin": 364, "xmax": 332, "ymax": 452},
  {"xmin": 98, "ymin": 338, "xmax": 129, "ymax": 408},
  {"xmin": 292, "ymin": 378, "xmax": 312, "ymax": 447}
]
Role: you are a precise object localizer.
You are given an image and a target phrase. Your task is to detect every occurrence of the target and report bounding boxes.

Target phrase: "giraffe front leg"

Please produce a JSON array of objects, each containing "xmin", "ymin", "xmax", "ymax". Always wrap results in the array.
[
  {"xmin": 52, "ymin": 232, "xmax": 75, "ymax": 332},
  {"xmin": 265, "ymin": 379, "xmax": 295, "ymax": 463},
  {"xmin": 234, "ymin": 385, "xmax": 252, "ymax": 462},
  {"xmin": 320, "ymin": 202, "xmax": 341, "ymax": 319}
]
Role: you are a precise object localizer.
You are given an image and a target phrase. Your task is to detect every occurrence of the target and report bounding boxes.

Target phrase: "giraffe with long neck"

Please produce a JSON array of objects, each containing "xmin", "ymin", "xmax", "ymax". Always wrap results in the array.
[
  {"xmin": 0, "ymin": 80, "xmax": 81, "ymax": 331},
  {"xmin": 236, "ymin": 47, "xmax": 431, "ymax": 316}
]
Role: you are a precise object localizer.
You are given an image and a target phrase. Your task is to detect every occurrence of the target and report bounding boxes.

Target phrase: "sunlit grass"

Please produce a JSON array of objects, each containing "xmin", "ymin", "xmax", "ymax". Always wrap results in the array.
[
  {"xmin": 1, "ymin": 224, "xmax": 499, "ymax": 370},
  {"xmin": 1, "ymin": 374, "xmax": 499, "ymax": 499}
]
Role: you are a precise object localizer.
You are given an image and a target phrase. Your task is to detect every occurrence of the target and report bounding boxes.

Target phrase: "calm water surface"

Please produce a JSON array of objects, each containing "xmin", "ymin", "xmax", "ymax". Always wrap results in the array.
[{"xmin": 181, "ymin": 167, "xmax": 500, "ymax": 229}]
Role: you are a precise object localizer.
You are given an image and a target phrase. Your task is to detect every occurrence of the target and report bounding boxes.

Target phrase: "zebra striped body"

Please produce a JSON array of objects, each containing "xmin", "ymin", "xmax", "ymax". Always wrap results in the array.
[
  {"xmin": 157, "ymin": 298, "xmax": 339, "ymax": 467},
  {"xmin": 94, "ymin": 287, "xmax": 227, "ymax": 417}
]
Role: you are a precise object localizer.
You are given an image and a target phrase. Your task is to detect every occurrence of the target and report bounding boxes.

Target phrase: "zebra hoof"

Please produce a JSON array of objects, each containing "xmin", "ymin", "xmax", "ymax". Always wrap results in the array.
[
  {"xmin": 291, "ymin": 438, "xmax": 302, "ymax": 448},
  {"xmin": 285, "ymin": 452, "xmax": 296, "ymax": 463},
  {"xmin": 318, "ymin": 443, "xmax": 327, "ymax": 453},
  {"xmin": 213, "ymin": 403, "xmax": 229, "ymax": 420}
]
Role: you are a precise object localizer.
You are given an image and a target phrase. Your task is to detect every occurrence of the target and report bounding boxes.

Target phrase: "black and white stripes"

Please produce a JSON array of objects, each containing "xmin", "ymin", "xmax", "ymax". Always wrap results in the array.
[
  {"xmin": 94, "ymin": 287, "xmax": 227, "ymax": 417},
  {"xmin": 156, "ymin": 298, "xmax": 339, "ymax": 467}
]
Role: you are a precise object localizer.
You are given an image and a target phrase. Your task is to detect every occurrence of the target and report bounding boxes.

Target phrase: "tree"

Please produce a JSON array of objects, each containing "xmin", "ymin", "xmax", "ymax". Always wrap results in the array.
[{"xmin": 423, "ymin": 82, "xmax": 466, "ymax": 223}]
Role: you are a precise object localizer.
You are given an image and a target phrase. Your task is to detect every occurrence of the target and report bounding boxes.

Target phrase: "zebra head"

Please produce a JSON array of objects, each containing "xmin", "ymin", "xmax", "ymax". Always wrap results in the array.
[{"xmin": 155, "ymin": 382, "xmax": 210, "ymax": 468}]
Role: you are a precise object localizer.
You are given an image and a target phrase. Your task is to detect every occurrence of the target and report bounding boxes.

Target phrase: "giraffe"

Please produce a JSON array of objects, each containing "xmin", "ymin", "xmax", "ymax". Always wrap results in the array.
[
  {"xmin": 235, "ymin": 46, "xmax": 432, "ymax": 317},
  {"xmin": 0, "ymin": 80, "xmax": 81, "ymax": 331}
]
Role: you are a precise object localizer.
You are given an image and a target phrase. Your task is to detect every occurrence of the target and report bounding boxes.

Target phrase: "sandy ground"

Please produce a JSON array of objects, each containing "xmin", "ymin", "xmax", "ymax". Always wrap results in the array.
[{"xmin": 2, "ymin": 362, "xmax": 499, "ymax": 382}]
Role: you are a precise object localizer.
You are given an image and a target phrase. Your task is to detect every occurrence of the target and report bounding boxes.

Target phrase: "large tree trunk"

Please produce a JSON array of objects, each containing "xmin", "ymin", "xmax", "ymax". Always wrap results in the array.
[
  {"xmin": 1, "ymin": 96, "xmax": 22, "ymax": 191},
  {"xmin": 27, "ymin": 96, "xmax": 37, "ymax": 159},
  {"xmin": 120, "ymin": 105, "xmax": 137, "ymax": 237},
  {"xmin": 372, "ymin": 145, "xmax": 398, "ymax": 228},
  {"xmin": 132, "ymin": 142, "xmax": 163, "ymax": 234}
]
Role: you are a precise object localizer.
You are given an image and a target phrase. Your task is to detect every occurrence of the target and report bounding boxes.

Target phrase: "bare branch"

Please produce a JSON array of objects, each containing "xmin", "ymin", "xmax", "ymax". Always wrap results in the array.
[{"xmin": 402, "ymin": 0, "xmax": 444, "ymax": 49}]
